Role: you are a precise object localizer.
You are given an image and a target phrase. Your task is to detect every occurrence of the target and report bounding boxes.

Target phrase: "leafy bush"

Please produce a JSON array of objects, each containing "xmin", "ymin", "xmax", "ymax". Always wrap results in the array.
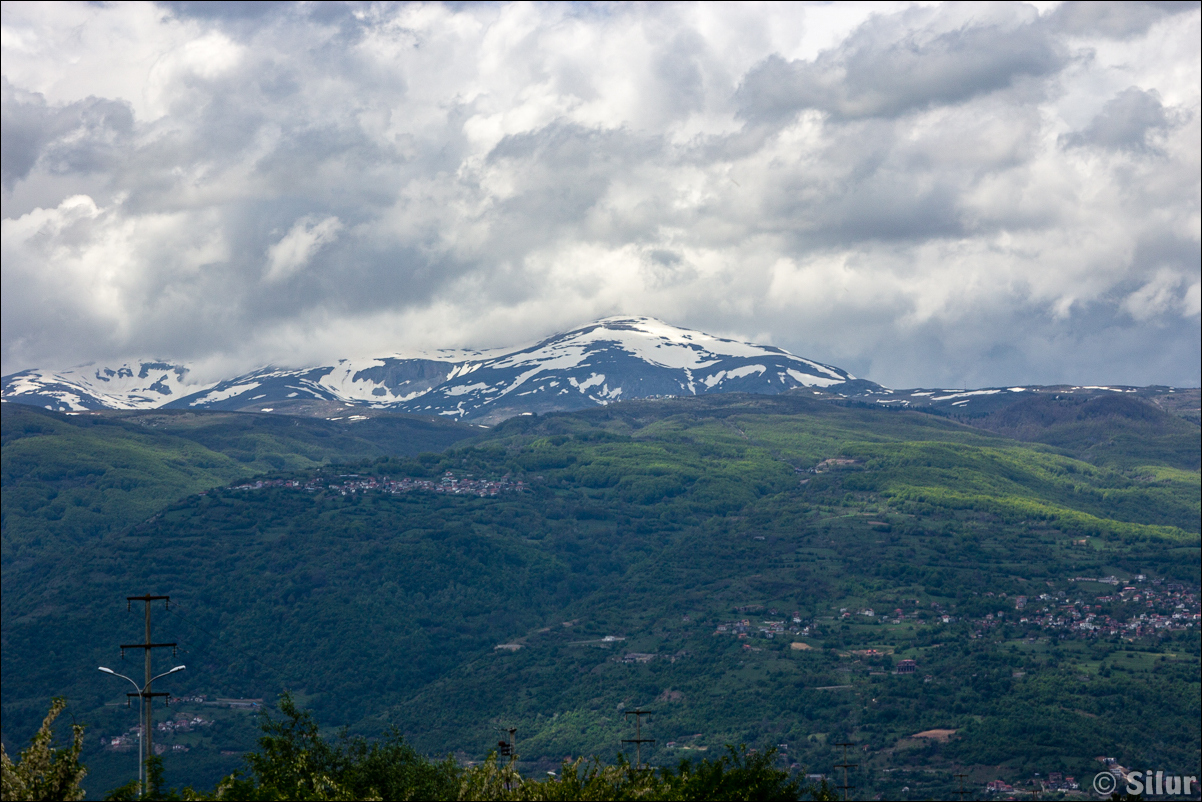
[{"xmin": 1, "ymin": 697, "xmax": 87, "ymax": 801}]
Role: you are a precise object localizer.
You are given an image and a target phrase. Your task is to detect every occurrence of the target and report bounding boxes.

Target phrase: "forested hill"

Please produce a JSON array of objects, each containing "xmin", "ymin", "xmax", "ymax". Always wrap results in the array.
[
  {"xmin": 0, "ymin": 404, "xmax": 479, "ymax": 556},
  {"xmin": 1, "ymin": 393, "xmax": 1198, "ymax": 799},
  {"xmin": 946, "ymin": 391, "xmax": 1201, "ymax": 470}
]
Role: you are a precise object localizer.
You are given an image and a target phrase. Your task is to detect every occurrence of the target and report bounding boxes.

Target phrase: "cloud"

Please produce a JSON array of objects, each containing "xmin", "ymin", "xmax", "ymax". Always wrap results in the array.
[
  {"xmin": 1048, "ymin": 0, "xmax": 1194, "ymax": 39},
  {"xmin": 736, "ymin": 5, "xmax": 1066, "ymax": 122},
  {"xmin": 1, "ymin": 78, "xmax": 135, "ymax": 190},
  {"xmin": 1061, "ymin": 87, "xmax": 1171, "ymax": 151},
  {"xmin": 265, "ymin": 216, "xmax": 343, "ymax": 282},
  {"xmin": 1, "ymin": 1, "xmax": 1199, "ymax": 388},
  {"xmin": 1123, "ymin": 269, "xmax": 1198, "ymax": 320}
]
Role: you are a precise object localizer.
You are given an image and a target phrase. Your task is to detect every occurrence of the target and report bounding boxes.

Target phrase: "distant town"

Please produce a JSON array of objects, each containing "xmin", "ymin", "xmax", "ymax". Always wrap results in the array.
[
  {"xmin": 981, "ymin": 579, "xmax": 1198, "ymax": 640},
  {"xmin": 708, "ymin": 580, "xmax": 1198, "ymax": 649},
  {"xmin": 227, "ymin": 471, "xmax": 528, "ymax": 498}
]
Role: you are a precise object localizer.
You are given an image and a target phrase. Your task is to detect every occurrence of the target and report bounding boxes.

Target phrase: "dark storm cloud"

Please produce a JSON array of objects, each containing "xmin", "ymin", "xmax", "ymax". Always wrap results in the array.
[{"xmin": 1, "ymin": 2, "xmax": 1198, "ymax": 387}]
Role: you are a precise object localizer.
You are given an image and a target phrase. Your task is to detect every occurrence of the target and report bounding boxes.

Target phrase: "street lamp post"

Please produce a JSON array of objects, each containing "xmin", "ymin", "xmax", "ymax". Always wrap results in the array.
[{"xmin": 99, "ymin": 665, "xmax": 185, "ymax": 796}]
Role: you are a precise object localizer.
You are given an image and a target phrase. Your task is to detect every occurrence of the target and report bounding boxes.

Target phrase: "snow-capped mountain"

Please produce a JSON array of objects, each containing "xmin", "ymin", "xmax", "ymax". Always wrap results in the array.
[
  {"xmin": 2, "ymin": 317, "xmax": 871, "ymax": 422},
  {"xmin": 1, "ymin": 360, "xmax": 209, "ymax": 411},
  {"xmin": 386, "ymin": 317, "xmax": 860, "ymax": 422}
]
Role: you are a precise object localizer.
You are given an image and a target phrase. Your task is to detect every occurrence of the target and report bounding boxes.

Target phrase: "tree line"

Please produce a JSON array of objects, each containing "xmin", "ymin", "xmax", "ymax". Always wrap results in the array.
[{"xmin": 2, "ymin": 694, "xmax": 836, "ymax": 801}]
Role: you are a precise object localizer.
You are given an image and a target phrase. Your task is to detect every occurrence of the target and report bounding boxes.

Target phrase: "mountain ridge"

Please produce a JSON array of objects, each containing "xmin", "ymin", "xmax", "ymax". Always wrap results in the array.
[
  {"xmin": 5, "ymin": 316, "xmax": 1198, "ymax": 425},
  {"xmin": 2, "ymin": 317, "xmax": 867, "ymax": 423}
]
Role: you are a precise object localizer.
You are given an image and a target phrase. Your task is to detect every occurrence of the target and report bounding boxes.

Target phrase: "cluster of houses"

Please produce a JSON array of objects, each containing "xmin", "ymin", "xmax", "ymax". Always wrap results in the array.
[
  {"xmin": 984, "ymin": 779, "xmax": 1015, "ymax": 794},
  {"xmin": 102, "ymin": 726, "xmax": 198, "ymax": 755},
  {"xmin": 102, "ymin": 714, "xmax": 214, "ymax": 752},
  {"xmin": 100, "ymin": 728, "xmax": 140, "ymax": 751},
  {"xmin": 838, "ymin": 603, "xmax": 945, "ymax": 625},
  {"xmin": 155, "ymin": 714, "xmax": 210, "ymax": 734},
  {"xmin": 714, "ymin": 609, "xmax": 804, "ymax": 640},
  {"xmin": 101, "ymin": 694, "xmax": 261, "ymax": 756},
  {"xmin": 723, "ymin": 581, "xmax": 1197, "ymax": 657},
  {"xmin": 1038, "ymin": 772, "xmax": 1080, "ymax": 791},
  {"xmin": 230, "ymin": 471, "xmax": 527, "ymax": 498},
  {"xmin": 835, "ymin": 580, "xmax": 1199, "ymax": 642},
  {"xmin": 984, "ymin": 775, "xmax": 1082, "ymax": 795},
  {"xmin": 1000, "ymin": 581, "xmax": 1199, "ymax": 639}
]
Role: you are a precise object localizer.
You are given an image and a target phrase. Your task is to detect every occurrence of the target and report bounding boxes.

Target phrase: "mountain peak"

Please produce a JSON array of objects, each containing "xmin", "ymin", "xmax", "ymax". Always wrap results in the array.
[{"xmin": 2, "ymin": 319, "xmax": 867, "ymax": 421}]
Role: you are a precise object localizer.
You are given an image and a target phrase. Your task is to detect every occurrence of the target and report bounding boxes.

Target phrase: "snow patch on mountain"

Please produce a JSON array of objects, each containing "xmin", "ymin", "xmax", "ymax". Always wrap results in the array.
[
  {"xmin": 188, "ymin": 382, "xmax": 263, "ymax": 406},
  {"xmin": 2, "ymin": 361, "xmax": 211, "ymax": 411}
]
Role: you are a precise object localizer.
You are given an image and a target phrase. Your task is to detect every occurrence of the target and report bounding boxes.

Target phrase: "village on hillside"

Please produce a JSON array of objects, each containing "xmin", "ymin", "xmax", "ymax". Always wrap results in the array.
[{"xmin": 227, "ymin": 471, "xmax": 527, "ymax": 498}]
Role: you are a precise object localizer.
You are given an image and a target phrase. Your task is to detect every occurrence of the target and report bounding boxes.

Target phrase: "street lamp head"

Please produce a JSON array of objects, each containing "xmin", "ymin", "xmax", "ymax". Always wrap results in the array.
[
  {"xmin": 169, "ymin": 665, "xmax": 186, "ymax": 674},
  {"xmin": 98, "ymin": 667, "xmax": 116, "ymax": 675}
]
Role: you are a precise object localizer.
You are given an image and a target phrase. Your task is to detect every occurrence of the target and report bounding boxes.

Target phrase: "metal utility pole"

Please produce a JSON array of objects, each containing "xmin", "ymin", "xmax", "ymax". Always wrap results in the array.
[
  {"xmin": 495, "ymin": 727, "xmax": 517, "ymax": 766},
  {"xmin": 954, "ymin": 772, "xmax": 968, "ymax": 800},
  {"xmin": 121, "ymin": 595, "xmax": 177, "ymax": 781},
  {"xmin": 621, "ymin": 709, "xmax": 655, "ymax": 771},
  {"xmin": 833, "ymin": 742, "xmax": 857, "ymax": 801},
  {"xmin": 99, "ymin": 664, "xmax": 185, "ymax": 797}
]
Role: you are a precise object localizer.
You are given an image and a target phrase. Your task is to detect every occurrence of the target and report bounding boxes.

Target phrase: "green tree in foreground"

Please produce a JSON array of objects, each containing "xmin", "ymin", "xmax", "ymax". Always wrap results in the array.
[
  {"xmin": 205, "ymin": 693, "xmax": 829, "ymax": 801},
  {"xmin": 0, "ymin": 697, "xmax": 87, "ymax": 801},
  {"xmin": 8, "ymin": 695, "xmax": 831, "ymax": 800},
  {"xmin": 104, "ymin": 755, "xmax": 216, "ymax": 801},
  {"xmin": 458, "ymin": 748, "xmax": 829, "ymax": 801},
  {"xmin": 212, "ymin": 692, "xmax": 459, "ymax": 800}
]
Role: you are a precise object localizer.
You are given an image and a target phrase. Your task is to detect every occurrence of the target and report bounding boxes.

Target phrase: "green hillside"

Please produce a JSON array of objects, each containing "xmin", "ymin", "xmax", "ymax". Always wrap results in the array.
[
  {"xmin": 1, "ymin": 395, "xmax": 1198, "ymax": 798},
  {"xmin": 959, "ymin": 392, "xmax": 1202, "ymax": 470},
  {"xmin": 0, "ymin": 403, "xmax": 479, "ymax": 556},
  {"xmin": 2, "ymin": 406, "xmax": 248, "ymax": 558}
]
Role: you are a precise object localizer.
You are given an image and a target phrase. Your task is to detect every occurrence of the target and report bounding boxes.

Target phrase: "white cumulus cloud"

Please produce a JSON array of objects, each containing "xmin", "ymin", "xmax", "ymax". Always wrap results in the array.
[{"xmin": 265, "ymin": 216, "xmax": 343, "ymax": 282}]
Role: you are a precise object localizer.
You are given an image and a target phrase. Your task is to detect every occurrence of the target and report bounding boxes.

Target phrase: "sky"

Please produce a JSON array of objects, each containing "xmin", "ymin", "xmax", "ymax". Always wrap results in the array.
[{"xmin": 1, "ymin": 1, "xmax": 1199, "ymax": 389}]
